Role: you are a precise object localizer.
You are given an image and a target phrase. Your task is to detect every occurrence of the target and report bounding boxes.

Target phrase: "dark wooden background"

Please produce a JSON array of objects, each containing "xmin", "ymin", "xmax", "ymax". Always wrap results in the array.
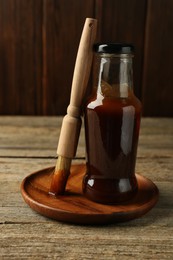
[{"xmin": 0, "ymin": 0, "xmax": 172, "ymax": 116}]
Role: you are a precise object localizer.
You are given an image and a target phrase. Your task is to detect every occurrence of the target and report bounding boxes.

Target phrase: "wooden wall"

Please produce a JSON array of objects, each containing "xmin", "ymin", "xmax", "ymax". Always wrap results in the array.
[{"xmin": 0, "ymin": 0, "xmax": 172, "ymax": 116}]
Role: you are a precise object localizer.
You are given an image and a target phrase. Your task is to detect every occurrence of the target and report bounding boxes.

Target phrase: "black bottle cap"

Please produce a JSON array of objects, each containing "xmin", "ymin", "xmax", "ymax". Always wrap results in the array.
[{"xmin": 93, "ymin": 43, "xmax": 134, "ymax": 54}]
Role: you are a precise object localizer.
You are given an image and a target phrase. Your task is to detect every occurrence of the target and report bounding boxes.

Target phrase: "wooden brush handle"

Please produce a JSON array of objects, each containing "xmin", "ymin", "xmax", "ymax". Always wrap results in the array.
[{"xmin": 57, "ymin": 18, "xmax": 97, "ymax": 158}]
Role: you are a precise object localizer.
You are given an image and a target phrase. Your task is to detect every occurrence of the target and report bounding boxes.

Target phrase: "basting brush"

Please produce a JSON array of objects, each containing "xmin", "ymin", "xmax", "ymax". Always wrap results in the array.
[{"xmin": 50, "ymin": 18, "xmax": 97, "ymax": 195}]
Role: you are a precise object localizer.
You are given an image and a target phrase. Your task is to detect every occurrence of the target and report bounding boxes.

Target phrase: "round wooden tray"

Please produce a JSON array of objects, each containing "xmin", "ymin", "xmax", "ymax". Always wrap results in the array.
[{"xmin": 21, "ymin": 164, "xmax": 159, "ymax": 225}]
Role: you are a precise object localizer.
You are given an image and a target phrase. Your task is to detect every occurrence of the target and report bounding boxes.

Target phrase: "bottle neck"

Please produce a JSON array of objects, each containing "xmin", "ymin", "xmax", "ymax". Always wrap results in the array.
[{"xmin": 92, "ymin": 53, "xmax": 134, "ymax": 98}]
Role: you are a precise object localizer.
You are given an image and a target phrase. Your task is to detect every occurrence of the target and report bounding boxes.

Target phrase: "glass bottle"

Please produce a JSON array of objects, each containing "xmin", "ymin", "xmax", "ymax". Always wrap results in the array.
[{"xmin": 83, "ymin": 43, "xmax": 142, "ymax": 204}]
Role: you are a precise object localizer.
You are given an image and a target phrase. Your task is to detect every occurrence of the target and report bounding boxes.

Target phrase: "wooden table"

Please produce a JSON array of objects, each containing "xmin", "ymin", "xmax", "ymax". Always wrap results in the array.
[{"xmin": 0, "ymin": 116, "xmax": 173, "ymax": 259}]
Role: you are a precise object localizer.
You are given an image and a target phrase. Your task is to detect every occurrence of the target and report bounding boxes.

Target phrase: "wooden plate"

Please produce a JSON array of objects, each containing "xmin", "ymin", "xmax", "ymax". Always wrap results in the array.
[{"xmin": 21, "ymin": 164, "xmax": 159, "ymax": 225}]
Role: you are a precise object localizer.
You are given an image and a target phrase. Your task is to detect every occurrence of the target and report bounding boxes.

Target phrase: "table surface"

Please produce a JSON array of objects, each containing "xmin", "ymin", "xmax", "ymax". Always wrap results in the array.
[{"xmin": 0, "ymin": 116, "xmax": 173, "ymax": 259}]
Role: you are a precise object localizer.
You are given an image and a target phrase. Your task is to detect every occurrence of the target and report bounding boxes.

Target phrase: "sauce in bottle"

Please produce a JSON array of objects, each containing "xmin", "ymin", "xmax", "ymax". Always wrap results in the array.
[{"xmin": 83, "ymin": 43, "xmax": 142, "ymax": 204}]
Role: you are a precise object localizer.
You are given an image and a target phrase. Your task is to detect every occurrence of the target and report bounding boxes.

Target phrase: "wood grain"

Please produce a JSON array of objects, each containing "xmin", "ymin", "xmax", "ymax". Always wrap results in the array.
[
  {"xmin": 0, "ymin": 1, "xmax": 172, "ymax": 116},
  {"xmin": 142, "ymin": 0, "xmax": 173, "ymax": 116},
  {"xmin": 0, "ymin": 0, "xmax": 43, "ymax": 115},
  {"xmin": 0, "ymin": 116, "xmax": 173, "ymax": 258}
]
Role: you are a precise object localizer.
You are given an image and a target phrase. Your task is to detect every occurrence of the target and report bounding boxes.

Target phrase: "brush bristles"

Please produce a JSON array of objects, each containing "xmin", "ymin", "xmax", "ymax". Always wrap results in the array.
[
  {"xmin": 49, "ymin": 156, "xmax": 72, "ymax": 195},
  {"xmin": 55, "ymin": 156, "xmax": 71, "ymax": 172}
]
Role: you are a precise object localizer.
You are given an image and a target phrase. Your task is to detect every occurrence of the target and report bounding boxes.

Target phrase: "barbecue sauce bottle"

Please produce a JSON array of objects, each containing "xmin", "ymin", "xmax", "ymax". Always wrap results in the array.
[{"xmin": 83, "ymin": 43, "xmax": 142, "ymax": 204}]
